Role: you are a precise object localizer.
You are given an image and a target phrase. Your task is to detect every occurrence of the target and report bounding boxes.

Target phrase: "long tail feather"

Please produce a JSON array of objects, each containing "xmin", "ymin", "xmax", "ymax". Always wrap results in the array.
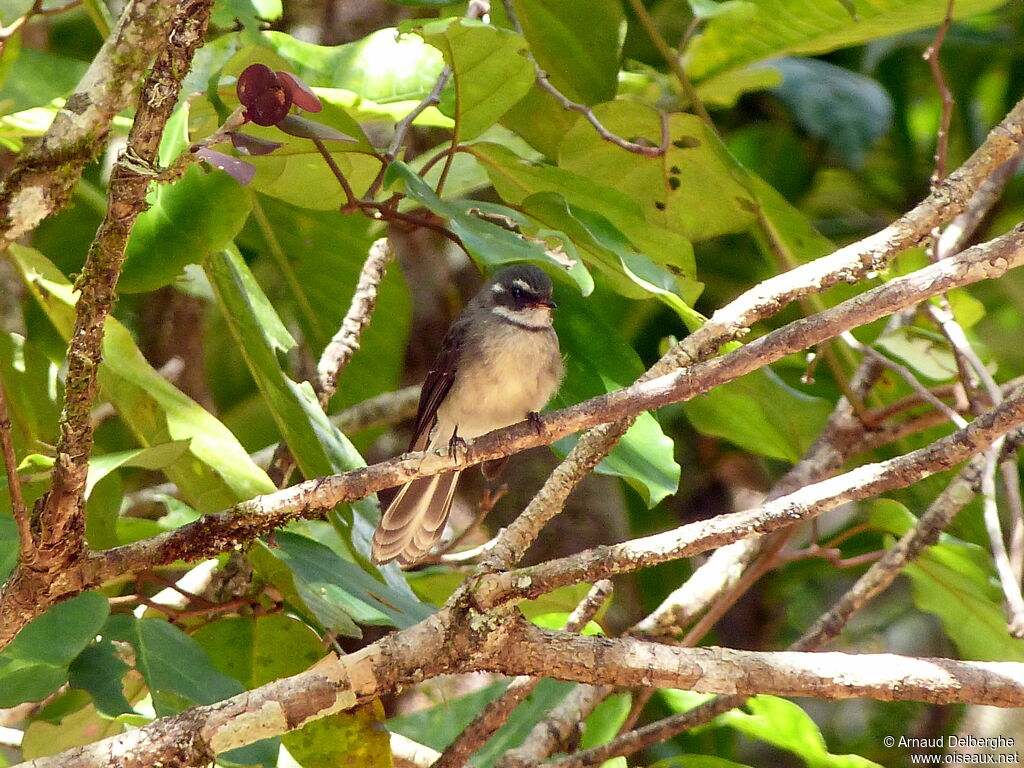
[{"xmin": 371, "ymin": 470, "xmax": 462, "ymax": 567}]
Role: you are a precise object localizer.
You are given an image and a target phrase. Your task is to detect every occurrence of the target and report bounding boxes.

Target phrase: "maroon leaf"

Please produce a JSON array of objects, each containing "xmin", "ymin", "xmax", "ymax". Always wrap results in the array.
[
  {"xmin": 195, "ymin": 148, "xmax": 257, "ymax": 185},
  {"xmin": 236, "ymin": 63, "xmax": 290, "ymax": 127},
  {"xmin": 229, "ymin": 132, "xmax": 285, "ymax": 156},
  {"xmin": 276, "ymin": 114, "xmax": 358, "ymax": 143},
  {"xmin": 276, "ymin": 70, "xmax": 322, "ymax": 113}
]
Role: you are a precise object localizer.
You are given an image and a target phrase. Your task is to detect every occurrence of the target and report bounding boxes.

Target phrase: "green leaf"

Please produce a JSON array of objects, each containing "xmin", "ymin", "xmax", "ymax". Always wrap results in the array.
[
  {"xmin": 0, "ymin": 48, "xmax": 88, "ymax": 115},
  {"xmin": 283, "ymin": 701, "xmax": 392, "ymax": 768},
  {"xmin": 205, "ymin": 246, "xmax": 366, "ymax": 481},
  {"xmin": 871, "ymin": 500, "xmax": 1024, "ymax": 662},
  {"xmin": 384, "ymin": 161, "xmax": 584, "ymax": 286},
  {"xmin": 103, "ymin": 615, "xmax": 280, "ymax": 765},
  {"xmin": 192, "ymin": 614, "xmax": 326, "ymax": 689},
  {"xmin": 0, "ymin": 592, "xmax": 109, "ymax": 707},
  {"xmin": 259, "ymin": 28, "xmax": 445, "ymax": 104},
  {"xmin": 414, "ymin": 17, "xmax": 534, "ymax": 140},
  {"xmin": 239, "ymin": 197, "xmax": 410, "ymax": 410},
  {"xmin": 102, "ymin": 614, "xmax": 245, "ymax": 716},
  {"xmin": 875, "ymin": 327, "xmax": 959, "ymax": 382},
  {"xmin": 493, "ymin": 0, "xmax": 624, "ymax": 104},
  {"xmin": 0, "ymin": 0, "xmax": 33, "ymax": 27},
  {"xmin": 212, "ymin": 0, "xmax": 282, "ymax": 35},
  {"xmin": 682, "ymin": 366, "xmax": 832, "ymax": 463},
  {"xmin": 120, "ymin": 166, "xmax": 253, "ymax": 293},
  {"xmin": 747, "ymin": 171, "xmax": 834, "ymax": 264},
  {"xmin": 247, "ymin": 540, "xmax": 362, "ymax": 638},
  {"xmin": 0, "ymin": 331, "xmax": 60, "ymax": 455},
  {"xmin": 468, "ymin": 142, "xmax": 702, "ymax": 309},
  {"xmin": 68, "ymin": 640, "xmax": 133, "ymax": 718},
  {"xmin": 685, "ymin": 0, "xmax": 1007, "ymax": 90},
  {"xmin": 553, "ymin": 287, "xmax": 680, "ymax": 506},
  {"xmin": 498, "ymin": 82, "xmax": 580, "ymax": 159},
  {"xmin": 85, "ymin": 440, "xmax": 192, "ymax": 498},
  {"xmin": 581, "ymin": 693, "xmax": 632, "ymax": 753},
  {"xmin": 772, "ymin": 57, "xmax": 893, "ymax": 169},
  {"xmin": 695, "ymin": 63, "xmax": 783, "ymax": 109},
  {"xmin": 522, "ymin": 192, "xmax": 703, "ymax": 326},
  {"xmin": 720, "ymin": 696, "xmax": 884, "ymax": 767},
  {"xmin": 204, "ymin": 245, "xmax": 405, "ymax": 577},
  {"xmin": 0, "ymin": 515, "xmax": 17, "ymax": 584},
  {"xmin": 559, "ymin": 104, "xmax": 758, "ymax": 242},
  {"xmin": 649, "ymin": 757, "xmax": 754, "ymax": 768},
  {"xmin": 9, "ymin": 244, "xmax": 276, "ymax": 514},
  {"xmin": 273, "ymin": 531, "xmax": 433, "ymax": 630},
  {"xmin": 21, "ymin": 703, "xmax": 124, "ymax": 759}
]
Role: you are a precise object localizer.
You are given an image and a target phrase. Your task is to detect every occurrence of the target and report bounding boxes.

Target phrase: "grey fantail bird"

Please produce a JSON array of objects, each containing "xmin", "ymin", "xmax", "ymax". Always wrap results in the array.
[{"xmin": 371, "ymin": 265, "xmax": 564, "ymax": 567}]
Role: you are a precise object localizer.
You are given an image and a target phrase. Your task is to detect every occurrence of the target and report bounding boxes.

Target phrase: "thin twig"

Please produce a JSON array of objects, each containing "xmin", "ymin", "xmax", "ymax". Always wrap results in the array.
[
  {"xmin": 924, "ymin": 302, "xmax": 1024, "ymax": 633},
  {"xmin": 979, "ymin": 443, "xmax": 1024, "ymax": 635},
  {"xmin": 311, "ymin": 137, "xmax": 360, "ymax": 212},
  {"xmin": 500, "ymin": 0, "xmax": 667, "ymax": 158},
  {"xmin": 625, "ymin": 0, "xmax": 715, "ymax": 129},
  {"xmin": 937, "ymin": 153, "xmax": 1023, "ymax": 259},
  {"xmin": 0, "ymin": 377, "xmax": 32, "ymax": 556},
  {"xmin": 315, "ymin": 238, "xmax": 395, "ymax": 407},
  {"xmin": 841, "ymin": 331, "xmax": 968, "ymax": 428},
  {"xmin": 923, "ymin": 0, "xmax": 957, "ymax": 186}
]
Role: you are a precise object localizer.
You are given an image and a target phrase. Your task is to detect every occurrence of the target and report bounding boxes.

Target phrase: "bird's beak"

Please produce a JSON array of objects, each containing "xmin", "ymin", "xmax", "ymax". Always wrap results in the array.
[{"xmin": 538, "ymin": 298, "xmax": 557, "ymax": 310}]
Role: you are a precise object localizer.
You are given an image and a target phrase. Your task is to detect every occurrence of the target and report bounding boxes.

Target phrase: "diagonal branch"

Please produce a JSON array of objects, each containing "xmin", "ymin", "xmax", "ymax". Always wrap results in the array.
[
  {"xmin": 315, "ymin": 237, "xmax": 395, "ymax": 407},
  {"xmin": 542, "ymin": 441, "xmax": 1004, "ymax": 768}
]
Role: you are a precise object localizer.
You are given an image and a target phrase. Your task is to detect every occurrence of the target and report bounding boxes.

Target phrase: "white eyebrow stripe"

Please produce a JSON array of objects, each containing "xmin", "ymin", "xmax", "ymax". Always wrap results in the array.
[
  {"xmin": 491, "ymin": 283, "xmax": 506, "ymax": 292},
  {"xmin": 511, "ymin": 279, "xmax": 531, "ymax": 291}
]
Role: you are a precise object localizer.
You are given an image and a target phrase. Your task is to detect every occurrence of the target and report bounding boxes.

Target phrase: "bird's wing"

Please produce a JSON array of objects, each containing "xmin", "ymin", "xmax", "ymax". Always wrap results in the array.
[{"xmin": 408, "ymin": 317, "xmax": 467, "ymax": 450}]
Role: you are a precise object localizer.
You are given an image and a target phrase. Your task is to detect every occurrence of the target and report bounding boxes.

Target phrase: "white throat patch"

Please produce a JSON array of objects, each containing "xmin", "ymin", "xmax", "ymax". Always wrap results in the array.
[{"xmin": 492, "ymin": 304, "xmax": 551, "ymax": 329}]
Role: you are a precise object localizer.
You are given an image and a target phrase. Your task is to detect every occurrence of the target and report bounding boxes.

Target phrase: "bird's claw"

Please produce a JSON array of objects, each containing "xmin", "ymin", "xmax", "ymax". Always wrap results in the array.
[
  {"xmin": 447, "ymin": 429, "xmax": 469, "ymax": 460},
  {"xmin": 526, "ymin": 411, "xmax": 545, "ymax": 434}
]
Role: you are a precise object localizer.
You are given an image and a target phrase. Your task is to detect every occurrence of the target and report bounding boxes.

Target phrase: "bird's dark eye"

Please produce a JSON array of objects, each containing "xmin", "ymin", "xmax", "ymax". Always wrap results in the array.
[{"xmin": 510, "ymin": 286, "xmax": 526, "ymax": 300}]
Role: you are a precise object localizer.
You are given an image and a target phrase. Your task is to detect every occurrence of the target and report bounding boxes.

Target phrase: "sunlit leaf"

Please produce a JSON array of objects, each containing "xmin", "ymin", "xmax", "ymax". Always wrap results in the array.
[
  {"xmin": 9, "ymin": 245, "xmax": 276, "ymax": 514},
  {"xmin": 719, "ymin": 696, "xmax": 884, "ymax": 767},
  {"xmin": 192, "ymin": 614, "xmax": 326, "ymax": 689},
  {"xmin": 558, "ymin": 104, "xmax": 758, "ymax": 242},
  {"xmin": 685, "ymin": 0, "xmax": 1007, "ymax": 92},
  {"xmin": 121, "ymin": 165, "xmax": 253, "ymax": 293},
  {"xmin": 414, "ymin": 17, "xmax": 534, "ymax": 140}
]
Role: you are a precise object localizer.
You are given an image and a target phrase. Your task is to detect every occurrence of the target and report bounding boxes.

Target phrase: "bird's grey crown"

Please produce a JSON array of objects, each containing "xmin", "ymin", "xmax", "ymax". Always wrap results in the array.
[{"xmin": 483, "ymin": 265, "xmax": 554, "ymax": 311}]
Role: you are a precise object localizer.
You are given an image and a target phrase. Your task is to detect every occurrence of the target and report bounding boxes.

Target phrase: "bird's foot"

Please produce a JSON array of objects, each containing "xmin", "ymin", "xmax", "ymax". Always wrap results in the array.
[
  {"xmin": 526, "ymin": 410, "xmax": 545, "ymax": 434},
  {"xmin": 447, "ymin": 428, "xmax": 469, "ymax": 460}
]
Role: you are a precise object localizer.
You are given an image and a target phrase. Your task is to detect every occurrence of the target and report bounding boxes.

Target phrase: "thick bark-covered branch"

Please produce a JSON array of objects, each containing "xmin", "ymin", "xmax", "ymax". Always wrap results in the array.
[
  {"xmin": 13, "ymin": 607, "xmax": 1024, "ymax": 768},
  {"xmin": 0, "ymin": 0, "xmax": 180, "ymax": 243}
]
